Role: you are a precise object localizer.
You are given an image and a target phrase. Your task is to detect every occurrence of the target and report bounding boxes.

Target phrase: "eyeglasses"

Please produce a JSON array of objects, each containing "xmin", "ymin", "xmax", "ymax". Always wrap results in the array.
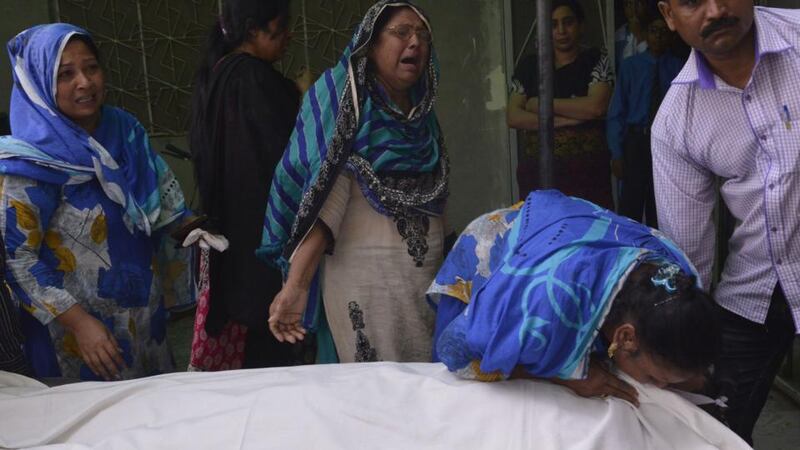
[{"xmin": 385, "ymin": 24, "xmax": 432, "ymax": 43}]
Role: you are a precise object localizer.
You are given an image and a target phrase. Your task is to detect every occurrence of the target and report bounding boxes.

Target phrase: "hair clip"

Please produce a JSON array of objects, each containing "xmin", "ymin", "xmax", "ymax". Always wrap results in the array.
[{"xmin": 651, "ymin": 262, "xmax": 680, "ymax": 293}]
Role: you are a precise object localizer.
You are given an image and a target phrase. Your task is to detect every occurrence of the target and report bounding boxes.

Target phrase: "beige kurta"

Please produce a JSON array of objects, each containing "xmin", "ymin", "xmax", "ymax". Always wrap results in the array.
[{"xmin": 318, "ymin": 173, "xmax": 442, "ymax": 363}]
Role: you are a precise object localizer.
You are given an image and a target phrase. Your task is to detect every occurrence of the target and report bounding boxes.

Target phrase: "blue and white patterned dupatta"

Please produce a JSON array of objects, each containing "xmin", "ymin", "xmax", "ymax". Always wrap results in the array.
[
  {"xmin": 0, "ymin": 23, "xmax": 185, "ymax": 235},
  {"xmin": 257, "ymin": 0, "xmax": 448, "ymax": 272},
  {"xmin": 434, "ymin": 191, "xmax": 699, "ymax": 380}
]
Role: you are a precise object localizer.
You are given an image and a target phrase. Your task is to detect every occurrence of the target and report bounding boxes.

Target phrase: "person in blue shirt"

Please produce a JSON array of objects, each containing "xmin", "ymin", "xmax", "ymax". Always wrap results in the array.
[
  {"xmin": 607, "ymin": 16, "xmax": 684, "ymax": 228},
  {"xmin": 614, "ymin": 0, "xmax": 650, "ymax": 75}
]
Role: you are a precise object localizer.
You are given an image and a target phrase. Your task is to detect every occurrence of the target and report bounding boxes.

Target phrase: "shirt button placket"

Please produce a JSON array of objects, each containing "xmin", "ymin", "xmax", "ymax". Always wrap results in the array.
[
  {"xmin": 768, "ymin": 188, "xmax": 783, "ymax": 269},
  {"xmin": 746, "ymin": 85, "xmax": 770, "ymax": 149}
]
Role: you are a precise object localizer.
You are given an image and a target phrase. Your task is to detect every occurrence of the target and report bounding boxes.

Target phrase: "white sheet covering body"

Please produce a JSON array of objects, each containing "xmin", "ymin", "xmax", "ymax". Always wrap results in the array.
[{"xmin": 0, "ymin": 362, "xmax": 749, "ymax": 450}]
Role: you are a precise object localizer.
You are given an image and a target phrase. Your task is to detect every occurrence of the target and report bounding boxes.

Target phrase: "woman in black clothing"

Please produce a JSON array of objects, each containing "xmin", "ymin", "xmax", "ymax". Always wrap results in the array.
[
  {"xmin": 506, "ymin": 0, "xmax": 614, "ymax": 208},
  {"xmin": 189, "ymin": 0, "xmax": 305, "ymax": 369}
]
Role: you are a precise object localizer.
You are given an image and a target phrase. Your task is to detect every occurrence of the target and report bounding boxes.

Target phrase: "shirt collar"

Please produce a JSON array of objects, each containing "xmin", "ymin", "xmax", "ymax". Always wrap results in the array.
[{"xmin": 671, "ymin": 7, "xmax": 793, "ymax": 90}]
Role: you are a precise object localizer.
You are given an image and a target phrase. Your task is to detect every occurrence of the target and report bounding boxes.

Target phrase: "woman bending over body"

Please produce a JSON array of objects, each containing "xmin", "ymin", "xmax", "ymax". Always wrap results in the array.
[{"xmin": 429, "ymin": 190, "xmax": 719, "ymax": 404}]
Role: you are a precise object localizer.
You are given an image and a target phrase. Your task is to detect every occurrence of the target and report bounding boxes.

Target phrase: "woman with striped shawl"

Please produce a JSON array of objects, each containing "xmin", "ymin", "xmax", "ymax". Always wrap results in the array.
[{"xmin": 258, "ymin": 1, "xmax": 448, "ymax": 363}]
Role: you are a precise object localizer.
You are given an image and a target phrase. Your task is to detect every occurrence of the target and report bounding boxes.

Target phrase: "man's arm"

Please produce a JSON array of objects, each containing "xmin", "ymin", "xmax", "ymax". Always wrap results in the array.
[{"xmin": 651, "ymin": 135, "xmax": 717, "ymax": 290}]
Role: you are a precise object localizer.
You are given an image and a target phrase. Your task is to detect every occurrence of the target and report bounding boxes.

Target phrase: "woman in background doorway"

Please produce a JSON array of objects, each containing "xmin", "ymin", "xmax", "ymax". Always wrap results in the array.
[{"xmin": 507, "ymin": 0, "xmax": 614, "ymax": 208}]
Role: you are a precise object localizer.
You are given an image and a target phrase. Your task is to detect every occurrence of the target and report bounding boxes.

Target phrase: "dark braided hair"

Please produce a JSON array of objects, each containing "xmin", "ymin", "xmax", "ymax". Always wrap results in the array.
[
  {"xmin": 604, "ymin": 262, "xmax": 721, "ymax": 373},
  {"xmin": 190, "ymin": 0, "xmax": 290, "ymax": 222},
  {"xmin": 192, "ymin": 0, "xmax": 290, "ymax": 101}
]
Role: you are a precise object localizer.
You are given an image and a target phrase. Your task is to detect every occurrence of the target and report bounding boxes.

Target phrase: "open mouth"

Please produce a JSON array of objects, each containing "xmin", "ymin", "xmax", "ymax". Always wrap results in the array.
[
  {"xmin": 75, "ymin": 94, "xmax": 97, "ymax": 105},
  {"xmin": 400, "ymin": 55, "xmax": 420, "ymax": 69}
]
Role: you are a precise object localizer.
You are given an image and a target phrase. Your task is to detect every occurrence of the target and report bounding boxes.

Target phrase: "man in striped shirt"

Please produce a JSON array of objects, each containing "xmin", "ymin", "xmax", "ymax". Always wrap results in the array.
[{"xmin": 655, "ymin": 1, "xmax": 799, "ymax": 444}]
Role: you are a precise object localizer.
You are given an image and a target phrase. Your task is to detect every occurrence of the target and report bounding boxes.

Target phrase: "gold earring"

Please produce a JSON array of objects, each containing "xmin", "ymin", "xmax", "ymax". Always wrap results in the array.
[{"xmin": 607, "ymin": 342, "xmax": 618, "ymax": 359}]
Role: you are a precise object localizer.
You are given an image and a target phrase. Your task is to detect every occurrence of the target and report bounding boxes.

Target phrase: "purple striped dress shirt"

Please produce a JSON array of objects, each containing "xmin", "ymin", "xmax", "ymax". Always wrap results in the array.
[{"xmin": 652, "ymin": 7, "xmax": 800, "ymax": 332}]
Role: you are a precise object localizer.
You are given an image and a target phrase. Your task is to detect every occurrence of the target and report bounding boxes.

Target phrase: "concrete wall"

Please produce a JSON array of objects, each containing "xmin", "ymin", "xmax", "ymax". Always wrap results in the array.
[{"xmin": 415, "ymin": 0, "xmax": 514, "ymax": 231}]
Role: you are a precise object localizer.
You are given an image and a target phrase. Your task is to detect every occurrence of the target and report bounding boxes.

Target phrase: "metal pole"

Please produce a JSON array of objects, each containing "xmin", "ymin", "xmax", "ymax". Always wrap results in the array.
[
  {"xmin": 537, "ymin": 0, "xmax": 554, "ymax": 188},
  {"xmin": 301, "ymin": 0, "xmax": 310, "ymax": 71},
  {"xmin": 604, "ymin": 0, "xmax": 616, "ymax": 73},
  {"xmin": 504, "ymin": 0, "xmax": 520, "ymax": 202}
]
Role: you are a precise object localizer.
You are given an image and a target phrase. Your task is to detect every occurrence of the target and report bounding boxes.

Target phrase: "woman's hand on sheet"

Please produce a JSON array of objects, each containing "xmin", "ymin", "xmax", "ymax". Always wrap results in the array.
[
  {"xmin": 556, "ymin": 359, "xmax": 639, "ymax": 407},
  {"xmin": 57, "ymin": 305, "xmax": 126, "ymax": 380},
  {"xmin": 268, "ymin": 284, "xmax": 309, "ymax": 344}
]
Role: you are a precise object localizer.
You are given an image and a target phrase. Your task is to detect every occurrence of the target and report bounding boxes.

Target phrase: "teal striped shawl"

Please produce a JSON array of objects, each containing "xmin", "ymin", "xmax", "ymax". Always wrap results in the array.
[{"xmin": 257, "ymin": 1, "xmax": 448, "ymax": 274}]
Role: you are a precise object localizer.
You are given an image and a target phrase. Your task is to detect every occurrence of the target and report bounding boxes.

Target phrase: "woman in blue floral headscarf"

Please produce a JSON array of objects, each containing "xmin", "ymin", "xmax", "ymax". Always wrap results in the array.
[
  {"xmin": 260, "ymin": 0, "xmax": 448, "ymax": 363},
  {"xmin": 429, "ymin": 190, "xmax": 720, "ymax": 404},
  {"xmin": 0, "ymin": 24, "xmax": 190, "ymax": 381}
]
